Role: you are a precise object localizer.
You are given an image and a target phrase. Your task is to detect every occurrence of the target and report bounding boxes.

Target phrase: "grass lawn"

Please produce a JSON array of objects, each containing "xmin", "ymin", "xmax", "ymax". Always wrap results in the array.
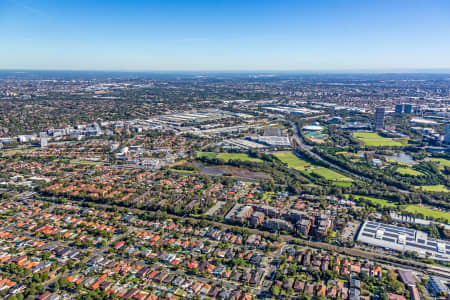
[
  {"xmin": 333, "ymin": 181, "xmax": 353, "ymax": 187},
  {"xmin": 312, "ymin": 167, "xmax": 353, "ymax": 182},
  {"xmin": 1, "ymin": 147, "xmax": 39, "ymax": 155},
  {"xmin": 262, "ymin": 192, "xmax": 275, "ymax": 202},
  {"xmin": 196, "ymin": 152, "xmax": 263, "ymax": 163},
  {"xmin": 196, "ymin": 151, "xmax": 218, "ymax": 159},
  {"xmin": 273, "ymin": 152, "xmax": 311, "ymax": 170},
  {"xmin": 416, "ymin": 185, "xmax": 450, "ymax": 193},
  {"xmin": 174, "ymin": 289, "xmax": 186, "ymax": 297},
  {"xmin": 344, "ymin": 194, "xmax": 397, "ymax": 208},
  {"xmin": 70, "ymin": 159, "xmax": 100, "ymax": 166},
  {"xmin": 396, "ymin": 167, "xmax": 423, "ymax": 176},
  {"xmin": 354, "ymin": 132, "xmax": 385, "ymax": 139},
  {"xmin": 216, "ymin": 153, "xmax": 263, "ymax": 163},
  {"xmin": 353, "ymin": 132, "xmax": 404, "ymax": 147},
  {"xmin": 404, "ymin": 205, "xmax": 450, "ymax": 222},
  {"xmin": 274, "ymin": 152, "xmax": 353, "ymax": 182},
  {"xmin": 336, "ymin": 151, "xmax": 349, "ymax": 155},
  {"xmin": 431, "ymin": 158, "xmax": 450, "ymax": 169}
]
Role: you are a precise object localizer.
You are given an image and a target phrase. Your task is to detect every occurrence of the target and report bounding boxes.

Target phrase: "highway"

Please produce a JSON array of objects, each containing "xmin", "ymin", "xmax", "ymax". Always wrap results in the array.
[
  {"xmin": 288, "ymin": 120, "xmax": 411, "ymax": 194},
  {"xmin": 288, "ymin": 120, "xmax": 369, "ymax": 181}
]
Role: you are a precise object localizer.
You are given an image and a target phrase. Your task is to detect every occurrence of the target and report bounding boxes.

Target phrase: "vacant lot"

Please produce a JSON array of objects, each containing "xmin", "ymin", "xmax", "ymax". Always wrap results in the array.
[
  {"xmin": 404, "ymin": 205, "xmax": 450, "ymax": 222},
  {"xmin": 353, "ymin": 132, "xmax": 404, "ymax": 147},
  {"xmin": 396, "ymin": 167, "xmax": 423, "ymax": 176}
]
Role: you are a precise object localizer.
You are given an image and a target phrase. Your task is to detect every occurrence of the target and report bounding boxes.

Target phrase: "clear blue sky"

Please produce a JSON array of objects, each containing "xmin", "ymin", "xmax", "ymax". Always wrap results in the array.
[{"xmin": 1, "ymin": 0, "xmax": 450, "ymax": 71}]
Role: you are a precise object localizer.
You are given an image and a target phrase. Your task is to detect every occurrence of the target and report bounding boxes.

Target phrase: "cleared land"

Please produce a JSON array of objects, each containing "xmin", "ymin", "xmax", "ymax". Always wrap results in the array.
[
  {"xmin": 197, "ymin": 152, "xmax": 263, "ymax": 163},
  {"xmin": 396, "ymin": 167, "xmax": 423, "ymax": 176},
  {"xmin": 353, "ymin": 132, "xmax": 404, "ymax": 147},
  {"xmin": 416, "ymin": 185, "xmax": 450, "ymax": 193},
  {"xmin": 404, "ymin": 205, "xmax": 450, "ymax": 222},
  {"xmin": 344, "ymin": 194, "xmax": 397, "ymax": 208},
  {"xmin": 274, "ymin": 152, "xmax": 353, "ymax": 182}
]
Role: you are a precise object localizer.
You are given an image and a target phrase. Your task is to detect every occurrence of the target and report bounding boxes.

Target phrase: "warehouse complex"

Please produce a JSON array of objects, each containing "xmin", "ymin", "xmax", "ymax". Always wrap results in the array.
[{"xmin": 357, "ymin": 221, "xmax": 450, "ymax": 261}]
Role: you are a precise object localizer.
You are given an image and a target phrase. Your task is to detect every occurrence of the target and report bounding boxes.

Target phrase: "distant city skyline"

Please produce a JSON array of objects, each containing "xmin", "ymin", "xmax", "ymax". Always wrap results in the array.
[{"xmin": 1, "ymin": 0, "xmax": 450, "ymax": 71}]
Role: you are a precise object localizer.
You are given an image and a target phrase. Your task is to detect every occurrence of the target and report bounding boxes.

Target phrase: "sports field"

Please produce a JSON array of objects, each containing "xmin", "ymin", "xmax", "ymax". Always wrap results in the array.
[
  {"xmin": 416, "ymin": 185, "xmax": 450, "ymax": 193},
  {"xmin": 353, "ymin": 132, "xmax": 404, "ymax": 147},
  {"xmin": 273, "ymin": 152, "xmax": 311, "ymax": 170},
  {"xmin": 274, "ymin": 152, "xmax": 353, "ymax": 182},
  {"xmin": 395, "ymin": 167, "xmax": 423, "ymax": 176},
  {"xmin": 404, "ymin": 205, "xmax": 450, "ymax": 222},
  {"xmin": 312, "ymin": 167, "xmax": 353, "ymax": 182}
]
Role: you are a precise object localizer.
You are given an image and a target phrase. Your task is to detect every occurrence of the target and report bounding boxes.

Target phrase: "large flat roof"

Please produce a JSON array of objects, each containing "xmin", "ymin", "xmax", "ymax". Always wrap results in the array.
[{"xmin": 357, "ymin": 221, "xmax": 450, "ymax": 261}]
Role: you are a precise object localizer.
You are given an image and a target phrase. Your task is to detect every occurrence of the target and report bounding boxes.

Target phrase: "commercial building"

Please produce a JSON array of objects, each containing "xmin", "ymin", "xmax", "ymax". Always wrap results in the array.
[
  {"xmin": 357, "ymin": 221, "xmax": 450, "ymax": 261},
  {"xmin": 395, "ymin": 104, "xmax": 403, "ymax": 114},
  {"xmin": 374, "ymin": 108, "xmax": 385, "ymax": 130}
]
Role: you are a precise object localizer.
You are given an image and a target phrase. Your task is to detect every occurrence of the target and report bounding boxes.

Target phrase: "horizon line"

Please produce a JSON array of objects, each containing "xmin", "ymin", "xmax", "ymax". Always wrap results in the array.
[{"xmin": 1, "ymin": 68, "xmax": 450, "ymax": 74}]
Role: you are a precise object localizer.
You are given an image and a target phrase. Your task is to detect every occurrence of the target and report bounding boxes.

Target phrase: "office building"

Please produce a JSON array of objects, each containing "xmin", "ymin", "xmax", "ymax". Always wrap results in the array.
[
  {"xmin": 445, "ymin": 124, "xmax": 450, "ymax": 144},
  {"xmin": 395, "ymin": 104, "xmax": 403, "ymax": 114},
  {"xmin": 374, "ymin": 108, "xmax": 385, "ymax": 130},
  {"xmin": 404, "ymin": 104, "xmax": 412, "ymax": 114}
]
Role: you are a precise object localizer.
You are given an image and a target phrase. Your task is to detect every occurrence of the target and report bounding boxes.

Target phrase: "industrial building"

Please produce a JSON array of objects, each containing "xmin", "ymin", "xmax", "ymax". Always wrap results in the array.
[
  {"xmin": 357, "ymin": 221, "xmax": 450, "ymax": 261},
  {"xmin": 250, "ymin": 135, "xmax": 291, "ymax": 147},
  {"xmin": 158, "ymin": 110, "xmax": 232, "ymax": 126}
]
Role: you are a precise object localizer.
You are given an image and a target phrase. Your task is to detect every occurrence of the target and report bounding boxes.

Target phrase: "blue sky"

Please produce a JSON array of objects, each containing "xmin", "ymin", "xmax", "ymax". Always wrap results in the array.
[{"xmin": 1, "ymin": 0, "xmax": 450, "ymax": 71}]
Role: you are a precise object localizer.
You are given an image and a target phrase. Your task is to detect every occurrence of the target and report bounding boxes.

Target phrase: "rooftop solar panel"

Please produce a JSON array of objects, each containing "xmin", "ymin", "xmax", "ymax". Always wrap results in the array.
[
  {"xmin": 382, "ymin": 237, "xmax": 396, "ymax": 243},
  {"xmin": 383, "ymin": 232, "xmax": 398, "ymax": 238},
  {"xmin": 362, "ymin": 233, "xmax": 373, "ymax": 238}
]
